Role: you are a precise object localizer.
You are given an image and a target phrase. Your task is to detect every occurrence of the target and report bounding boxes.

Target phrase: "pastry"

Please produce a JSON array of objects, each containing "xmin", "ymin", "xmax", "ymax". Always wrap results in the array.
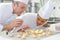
[
  {"xmin": 17, "ymin": 32, "xmax": 22, "ymax": 38},
  {"xmin": 39, "ymin": 29, "xmax": 44, "ymax": 34},
  {"xmin": 8, "ymin": 33, "xmax": 14, "ymax": 37}
]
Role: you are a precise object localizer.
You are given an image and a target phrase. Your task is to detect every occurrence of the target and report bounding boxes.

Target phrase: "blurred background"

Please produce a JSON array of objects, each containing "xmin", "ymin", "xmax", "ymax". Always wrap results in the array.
[{"xmin": 0, "ymin": 0, "xmax": 60, "ymax": 24}]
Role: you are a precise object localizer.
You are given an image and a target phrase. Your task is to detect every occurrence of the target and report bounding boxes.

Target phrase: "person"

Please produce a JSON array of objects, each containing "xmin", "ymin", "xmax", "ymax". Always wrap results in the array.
[
  {"xmin": 0, "ymin": 0, "xmax": 29, "ymax": 31},
  {"xmin": 15, "ymin": 0, "xmax": 55, "ymax": 32}
]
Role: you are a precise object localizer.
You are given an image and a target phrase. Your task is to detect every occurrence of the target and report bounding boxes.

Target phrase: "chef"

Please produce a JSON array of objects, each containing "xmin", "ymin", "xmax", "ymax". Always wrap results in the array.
[
  {"xmin": 0, "ymin": 0, "xmax": 29, "ymax": 31},
  {"xmin": 15, "ymin": 0, "xmax": 55, "ymax": 32}
]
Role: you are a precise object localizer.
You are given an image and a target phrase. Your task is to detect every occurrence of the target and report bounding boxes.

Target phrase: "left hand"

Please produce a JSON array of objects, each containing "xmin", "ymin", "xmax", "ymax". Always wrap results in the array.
[
  {"xmin": 43, "ymin": 23, "xmax": 50, "ymax": 27},
  {"xmin": 55, "ymin": 27, "xmax": 60, "ymax": 31}
]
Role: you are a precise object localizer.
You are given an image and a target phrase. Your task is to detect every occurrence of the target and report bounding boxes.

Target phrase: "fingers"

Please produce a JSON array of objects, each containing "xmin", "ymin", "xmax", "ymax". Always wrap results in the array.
[
  {"xmin": 22, "ymin": 26, "xmax": 30, "ymax": 30},
  {"xmin": 17, "ymin": 21, "xmax": 23, "ymax": 24},
  {"xmin": 17, "ymin": 29, "xmax": 25, "ymax": 32},
  {"xmin": 11, "ymin": 19, "xmax": 23, "ymax": 27},
  {"xmin": 17, "ymin": 26, "xmax": 30, "ymax": 32},
  {"xmin": 43, "ymin": 24, "xmax": 50, "ymax": 27},
  {"xmin": 16, "ymin": 19, "xmax": 23, "ymax": 27},
  {"xmin": 16, "ymin": 19, "xmax": 23, "ymax": 22},
  {"xmin": 55, "ymin": 27, "xmax": 60, "ymax": 30}
]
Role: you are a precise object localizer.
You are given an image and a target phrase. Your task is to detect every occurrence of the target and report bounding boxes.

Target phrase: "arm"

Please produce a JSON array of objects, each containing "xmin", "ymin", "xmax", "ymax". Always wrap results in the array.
[{"xmin": 2, "ymin": 19, "xmax": 23, "ymax": 31}]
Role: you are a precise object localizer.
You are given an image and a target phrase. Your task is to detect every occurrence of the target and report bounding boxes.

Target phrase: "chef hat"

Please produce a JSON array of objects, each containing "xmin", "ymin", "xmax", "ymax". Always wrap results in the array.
[
  {"xmin": 14, "ymin": 0, "xmax": 29, "ymax": 4},
  {"xmin": 38, "ymin": 0, "xmax": 55, "ymax": 19}
]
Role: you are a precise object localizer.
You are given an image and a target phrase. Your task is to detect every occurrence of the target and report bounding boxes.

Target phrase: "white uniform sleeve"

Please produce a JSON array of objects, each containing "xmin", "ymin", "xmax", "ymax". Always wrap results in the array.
[
  {"xmin": 38, "ymin": 0, "xmax": 55, "ymax": 19},
  {"xmin": 0, "ymin": 14, "xmax": 3, "ymax": 32},
  {"xmin": 0, "ymin": 3, "xmax": 7, "ymax": 32},
  {"xmin": 0, "ymin": 5, "xmax": 3, "ymax": 32}
]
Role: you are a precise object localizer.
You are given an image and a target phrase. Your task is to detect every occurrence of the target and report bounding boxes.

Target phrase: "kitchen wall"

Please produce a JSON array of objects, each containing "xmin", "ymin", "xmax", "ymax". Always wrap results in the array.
[{"xmin": 51, "ymin": 0, "xmax": 60, "ymax": 17}]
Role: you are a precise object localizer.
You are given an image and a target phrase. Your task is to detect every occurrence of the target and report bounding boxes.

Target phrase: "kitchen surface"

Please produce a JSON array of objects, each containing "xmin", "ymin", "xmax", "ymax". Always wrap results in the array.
[
  {"xmin": 0, "ymin": 0, "xmax": 60, "ymax": 40},
  {"xmin": 0, "ymin": 28, "xmax": 60, "ymax": 40}
]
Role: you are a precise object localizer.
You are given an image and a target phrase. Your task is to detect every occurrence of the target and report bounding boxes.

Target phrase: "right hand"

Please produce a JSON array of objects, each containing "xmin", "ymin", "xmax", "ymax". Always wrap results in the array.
[
  {"xmin": 2, "ymin": 19, "xmax": 23, "ymax": 31},
  {"xmin": 10, "ymin": 19, "xmax": 23, "ymax": 27}
]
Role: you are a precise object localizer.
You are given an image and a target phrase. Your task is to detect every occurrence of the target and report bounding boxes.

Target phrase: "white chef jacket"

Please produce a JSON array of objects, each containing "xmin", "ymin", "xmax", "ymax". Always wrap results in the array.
[{"xmin": 0, "ymin": 3, "xmax": 17, "ymax": 32}]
